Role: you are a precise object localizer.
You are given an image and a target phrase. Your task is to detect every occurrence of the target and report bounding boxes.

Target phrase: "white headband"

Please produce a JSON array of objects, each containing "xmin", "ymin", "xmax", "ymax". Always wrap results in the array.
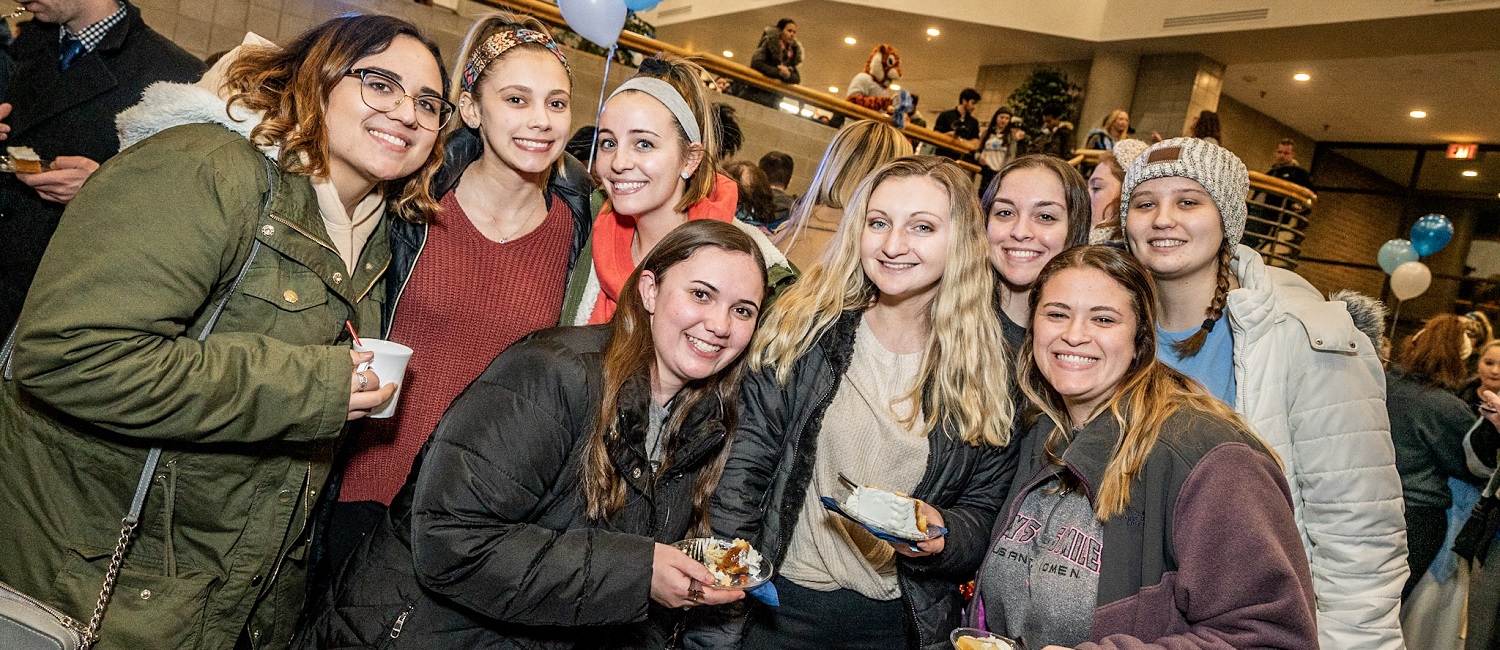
[{"xmin": 607, "ymin": 77, "xmax": 702, "ymax": 145}]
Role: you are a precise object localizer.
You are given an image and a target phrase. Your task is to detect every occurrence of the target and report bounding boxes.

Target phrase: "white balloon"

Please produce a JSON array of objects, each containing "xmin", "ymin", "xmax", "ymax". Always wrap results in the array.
[{"xmin": 1390, "ymin": 261, "xmax": 1432, "ymax": 301}]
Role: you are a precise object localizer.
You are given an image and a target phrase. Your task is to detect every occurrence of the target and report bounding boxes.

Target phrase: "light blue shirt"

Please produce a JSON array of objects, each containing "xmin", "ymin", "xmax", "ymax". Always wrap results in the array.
[{"xmin": 1158, "ymin": 314, "xmax": 1237, "ymax": 407}]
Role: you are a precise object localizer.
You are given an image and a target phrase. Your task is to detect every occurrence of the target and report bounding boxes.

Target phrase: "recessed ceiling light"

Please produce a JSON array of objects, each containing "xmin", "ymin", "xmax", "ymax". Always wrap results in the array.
[
  {"xmin": 1410, "ymin": 110, "xmax": 1428, "ymax": 118},
  {"xmin": 1293, "ymin": 73, "xmax": 1310, "ymax": 81},
  {"xmin": 722, "ymin": 50, "xmax": 733, "ymax": 58},
  {"xmin": 926, "ymin": 28, "xmax": 941, "ymax": 37},
  {"xmin": 1464, "ymin": 170, "xmax": 1479, "ymax": 177},
  {"xmin": 890, "ymin": 84, "xmax": 902, "ymax": 91},
  {"xmin": 844, "ymin": 36, "xmax": 857, "ymax": 45},
  {"xmin": 829, "ymin": 86, "xmax": 839, "ymax": 93}
]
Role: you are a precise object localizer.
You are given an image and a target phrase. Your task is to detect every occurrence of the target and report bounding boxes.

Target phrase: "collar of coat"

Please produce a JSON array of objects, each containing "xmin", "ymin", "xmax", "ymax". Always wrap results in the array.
[{"xmin": 607, "ymin": 370, "xmax": 730, "ymax": 490}]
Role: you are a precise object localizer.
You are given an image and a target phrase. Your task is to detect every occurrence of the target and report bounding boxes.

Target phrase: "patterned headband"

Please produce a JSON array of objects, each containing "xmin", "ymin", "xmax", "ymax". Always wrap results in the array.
[{"xmin": 461, "ymin": 28, "xmax": 570, "ymax": 92}]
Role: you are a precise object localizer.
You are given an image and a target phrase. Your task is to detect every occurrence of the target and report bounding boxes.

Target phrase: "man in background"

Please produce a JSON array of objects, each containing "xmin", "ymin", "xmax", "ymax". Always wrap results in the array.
[
  {"xmin": 933, "ymin": 88, "xmax": 981, "ymax": 161},
  {"xmin": 1033, "ymin": 106, "xmax": 1075, "ymax": 160},
  {"xmin": 758, "ymin": 151, "xmax": 794, "ymax": 223},
  {"xmin": 0, "ymin": 0, "xmax": 204, "ymax": 336},
  {"xmin": 1268, "ymin": 138, "xmax": 1312, "ymax": 188}
]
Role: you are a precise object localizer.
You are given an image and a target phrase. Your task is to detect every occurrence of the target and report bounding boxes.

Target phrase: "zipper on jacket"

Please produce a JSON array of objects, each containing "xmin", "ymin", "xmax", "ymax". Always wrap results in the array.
[
  {"xmin": 389, "ymin": 602, "xmax": 415, "ymax": 639},
  {"xmin": 268, "ymin": 213, "xmax": 339, "ymax": 256},
  {"xmin": 897, "ymin": 573, "xmax": 923, "ymax": 649},
  {"xmin": 386, "ymin": 222, "xmax": 429, "ymax": 334}
]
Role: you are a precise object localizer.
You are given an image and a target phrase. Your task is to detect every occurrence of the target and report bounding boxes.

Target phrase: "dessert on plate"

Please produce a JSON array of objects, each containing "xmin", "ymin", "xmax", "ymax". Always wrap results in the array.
[
  {"xmin": 6, "ymin": 146, "xmax": 43, "ymax": 173},
  {"xmin": 952, "ymin": 634, "xmax": 1016, "ymax": 650},
  {"xmin": 703, "ymin": 538, "xmax": 762, "ymax": 587},
  {"xmin": 842, "ymin": 485, "xmax": 928, "ymax": 538}
]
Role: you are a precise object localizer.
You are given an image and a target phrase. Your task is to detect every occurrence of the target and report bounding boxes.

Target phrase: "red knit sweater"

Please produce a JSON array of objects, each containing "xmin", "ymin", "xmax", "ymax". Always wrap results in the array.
[{"xmin": 339, "ymin": 190, "xmax": 573, "ymax": 505}]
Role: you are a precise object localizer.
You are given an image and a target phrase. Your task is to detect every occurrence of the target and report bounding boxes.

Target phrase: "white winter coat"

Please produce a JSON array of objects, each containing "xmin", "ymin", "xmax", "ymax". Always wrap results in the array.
[{"xmin": 1226, "ymin": 245, "xmax": 1408, "ymax": 650}]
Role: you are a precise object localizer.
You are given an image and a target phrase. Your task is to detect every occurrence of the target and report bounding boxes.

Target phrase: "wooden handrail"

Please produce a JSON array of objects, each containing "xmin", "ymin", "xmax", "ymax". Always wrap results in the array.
[
  {"xmin": 1073, "ymin": 149, "xmax": 1318, "ymax": 205},
  {"xmin": 474, "ymin": 0, "xmax": 982, "ymax": 172}
]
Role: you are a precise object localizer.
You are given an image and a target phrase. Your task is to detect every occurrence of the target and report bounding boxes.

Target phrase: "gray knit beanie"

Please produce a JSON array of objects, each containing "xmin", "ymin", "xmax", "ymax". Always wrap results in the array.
[{"xmin": 1119, "ymin": 137, "xmax": 1249, "ymax": 246}]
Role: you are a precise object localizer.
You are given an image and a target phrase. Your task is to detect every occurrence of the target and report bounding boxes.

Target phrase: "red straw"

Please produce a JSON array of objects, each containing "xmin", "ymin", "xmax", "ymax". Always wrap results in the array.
[{"xmin": 345, "ymin": 320, "xmax": 363, "ymax": 347}]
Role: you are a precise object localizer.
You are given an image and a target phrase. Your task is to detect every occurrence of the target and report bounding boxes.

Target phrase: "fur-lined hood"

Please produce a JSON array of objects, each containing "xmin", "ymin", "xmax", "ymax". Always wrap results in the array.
[{"xmin": 115, "ymin": 32, "xmax": 277, "ymax": 159}]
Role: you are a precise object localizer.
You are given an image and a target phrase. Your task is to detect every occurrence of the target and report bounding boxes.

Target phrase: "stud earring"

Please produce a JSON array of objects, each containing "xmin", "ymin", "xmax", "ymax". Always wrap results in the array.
[{"xmin": 681, "ymin": 171, "xmax": 692, "ymax": 180}]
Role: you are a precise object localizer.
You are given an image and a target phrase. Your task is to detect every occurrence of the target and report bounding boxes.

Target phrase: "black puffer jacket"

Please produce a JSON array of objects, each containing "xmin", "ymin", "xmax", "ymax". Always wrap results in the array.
[
  {"xmin": 297, "ymin": 326, "xmax": 734, "ymax": 649},
  {"xmin": 690, "ymin": 310, "xmax": 1018, "ymax": 650},
  {"xmin": 383, "ymin": 128, "xmax": 596, "ymax": 334}
]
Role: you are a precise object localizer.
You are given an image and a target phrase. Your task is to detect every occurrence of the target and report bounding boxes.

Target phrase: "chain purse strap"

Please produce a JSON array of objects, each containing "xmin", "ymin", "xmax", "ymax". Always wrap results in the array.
[{"xmin": 53, "ymin": 157, "xmax": 278, "ymax": 648}]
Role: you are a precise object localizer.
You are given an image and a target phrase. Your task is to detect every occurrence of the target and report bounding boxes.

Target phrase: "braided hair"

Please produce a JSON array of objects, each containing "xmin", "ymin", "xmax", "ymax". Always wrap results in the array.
[{"xmin": 1171, "ymin": 244, "xmax": 1233, "ymax": 357}]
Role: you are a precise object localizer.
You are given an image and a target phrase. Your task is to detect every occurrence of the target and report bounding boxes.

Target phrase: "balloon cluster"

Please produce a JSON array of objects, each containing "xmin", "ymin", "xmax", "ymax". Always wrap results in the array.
[
  {"xmin": 559, "ymin": 0, "xmax": 661, "ymax": 48},
  {"xmin": 1377, "ymin": 214, "xmax": 1453, "ymax": 301}
]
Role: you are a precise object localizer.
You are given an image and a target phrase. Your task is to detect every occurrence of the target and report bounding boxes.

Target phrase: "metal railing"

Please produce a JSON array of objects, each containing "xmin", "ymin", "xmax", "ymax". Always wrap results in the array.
[
  {"xmin": 1075, "ymin": 149, "xmax": 1318, "ymax": 270},
  {"xmin": 474, "ymin": 0, "xmax": 982, "ymax": 172}
]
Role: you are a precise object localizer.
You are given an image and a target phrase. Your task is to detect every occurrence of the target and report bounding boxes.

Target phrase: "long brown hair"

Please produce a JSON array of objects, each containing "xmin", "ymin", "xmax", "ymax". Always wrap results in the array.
[
  {"xmin": 224, "ymin": 14, "xmax": 448, "ymax": 224},
  {"xmin": 1399, "ymin": 313, "xmax": 1473, "ymax": 391},
  {"xmin": 581, "ymin": 220, "xmax": 768, "ymax": 527},
  {"xmin": 1019, "ymin": 245, "xmax": 1264, "ymax": 520}
]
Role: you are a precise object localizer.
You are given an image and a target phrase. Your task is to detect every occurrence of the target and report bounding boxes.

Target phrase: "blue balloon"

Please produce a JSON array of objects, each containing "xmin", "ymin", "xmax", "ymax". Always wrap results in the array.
[
  {"xmin": 558, "ymin": 0, "xmax": 628, "ymax": 48},
  {"xmin": 624, "ymin": 0, "xmax": 661, "ymax": 10},
  {"xmin": 1377, "ymin": 239, "xmax": 1418, "ymax": 275},
  {"xmin": 1410, "ymin": 213, "xmax": 1454, "ymax": 257}
]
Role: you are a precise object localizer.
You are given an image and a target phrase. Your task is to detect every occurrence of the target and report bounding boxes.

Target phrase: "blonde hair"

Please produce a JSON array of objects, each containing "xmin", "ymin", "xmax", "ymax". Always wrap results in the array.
[
  {"xmin": 1101, "ymin": 109, "xmax": 1129, "ymax": 137},
  {"xmin": 1018, "ymin": 245, "xmax": 1268, "ymax": 520},
  {"xmin": 750, "ymin": 156, "xmax": 1012, "ymax": 446},
  {"xmin": 775, "ymin": 120, "xmax": 913, "ymax": 249}
]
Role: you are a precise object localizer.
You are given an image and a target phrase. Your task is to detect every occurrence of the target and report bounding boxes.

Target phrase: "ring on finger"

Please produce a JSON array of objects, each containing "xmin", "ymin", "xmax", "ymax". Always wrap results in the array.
[
  {"xmin": 688, "ymin": 588, "xmax": 703, "ymax": 602},
  {"xmin": 357, "ymin": 371, "xmax": 370, "ymax": 390}
]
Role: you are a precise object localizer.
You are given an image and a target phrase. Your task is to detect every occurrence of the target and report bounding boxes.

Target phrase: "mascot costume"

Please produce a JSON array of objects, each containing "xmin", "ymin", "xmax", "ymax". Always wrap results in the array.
[{"xmin": 846, "ymin": 44, "xmax": 915, "ymax": 128}]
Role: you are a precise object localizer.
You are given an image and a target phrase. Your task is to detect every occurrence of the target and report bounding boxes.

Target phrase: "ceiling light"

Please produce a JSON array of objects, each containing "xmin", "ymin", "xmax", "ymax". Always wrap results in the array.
[
  {"xmin": 829, "ymin": 86, "xmax": 839, "ymax": 93},
  {"xmin": 1410, "ymin": 110, "xmax": 1428, "ymax": 119},
  {"xmin": 778, "ymin": 102, "xmax": 799, "ymax": 113},
  {"xmin": 890, "ymin": 84, "xmax": 901, "ymax": 90},
  {"xmin": 722, "ymin": 50, "xmax": 733, "ymax": 58},
  {"xmin": 926, "ymin": 28, "xmax": 940, "ymax": 37},
  {"xmin": 1293, "ymin": 73, "xmax": 1310, "ymax": 81},
  {"xmin": 844, "ymin": 36, "xmax": 857, "ymax": 45},
  {"xmin": 1464, "ymin": 170, "xmax": 1479, "ymax": 177}
]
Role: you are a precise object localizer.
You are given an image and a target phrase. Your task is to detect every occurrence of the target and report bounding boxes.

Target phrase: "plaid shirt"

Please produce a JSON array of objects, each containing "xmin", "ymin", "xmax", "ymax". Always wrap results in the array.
[{"xmin": 60, "ymin": 1, "xmax": 126, "ymax": 52}]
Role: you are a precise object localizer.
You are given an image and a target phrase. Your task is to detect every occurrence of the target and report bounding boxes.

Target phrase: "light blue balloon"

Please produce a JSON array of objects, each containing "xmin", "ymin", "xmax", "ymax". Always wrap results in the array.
[
  {"xmin": 624, "ymin": 0, "xmax": 661, "ymax": 10},
  {"xmin": 559, "ymin": 0, "xmax": 628, "ymax": 48},
  {"xmin": 1377, "ymin": 239, "xmax": 1418, "ymax": 275},
  {"xmin": 1410, "ymin": 213, "xmax": 1454, "ymax": 257}
]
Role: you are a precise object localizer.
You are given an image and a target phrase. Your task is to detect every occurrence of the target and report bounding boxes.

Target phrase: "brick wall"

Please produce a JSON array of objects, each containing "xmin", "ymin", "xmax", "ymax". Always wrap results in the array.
[{"xmin": 1295, "ymin": 151, "xmax": 1402, "ymax": 301}]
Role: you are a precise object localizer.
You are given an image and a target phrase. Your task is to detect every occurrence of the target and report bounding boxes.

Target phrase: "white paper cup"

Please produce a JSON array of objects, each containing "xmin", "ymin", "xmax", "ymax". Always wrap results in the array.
[{"xmin": 353, "ymin": 339, "xmax": 413, "ymax": 419}]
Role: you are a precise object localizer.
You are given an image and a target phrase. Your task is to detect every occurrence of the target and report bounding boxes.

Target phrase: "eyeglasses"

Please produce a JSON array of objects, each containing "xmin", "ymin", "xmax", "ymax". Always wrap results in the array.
[{"xmin": 344, "ymin": 68, "xmax": 455, "ymax": 132}]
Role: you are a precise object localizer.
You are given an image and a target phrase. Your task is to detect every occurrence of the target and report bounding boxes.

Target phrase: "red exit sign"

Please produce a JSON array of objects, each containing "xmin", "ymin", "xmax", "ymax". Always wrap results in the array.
[{"xmin": 1448, "ymin": 143, "xmax": 1480, "ymax": 159}]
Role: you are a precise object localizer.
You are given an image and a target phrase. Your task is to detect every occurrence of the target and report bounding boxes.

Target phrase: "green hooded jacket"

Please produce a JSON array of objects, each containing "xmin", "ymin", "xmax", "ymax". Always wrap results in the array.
[{"xmin": 0, "ymin": 93, "xmax": 386, "ymax": 648}]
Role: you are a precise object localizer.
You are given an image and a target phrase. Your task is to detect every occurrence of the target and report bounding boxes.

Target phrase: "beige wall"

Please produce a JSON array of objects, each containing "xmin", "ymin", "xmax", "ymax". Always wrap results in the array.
[{"xmin": 1215, "ymin": 94, "xmax": 1314, "ymax": 173}]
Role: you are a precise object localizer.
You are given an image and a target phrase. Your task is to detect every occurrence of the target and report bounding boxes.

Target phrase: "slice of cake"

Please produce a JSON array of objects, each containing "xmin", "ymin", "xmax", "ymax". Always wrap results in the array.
[
  {"xmin": 843, "ymin": 486, "xmax": 927, "ymax": 538},
  {"xmin": 6, "ymin": 146, "xmax": 42, "ymax": 173}
]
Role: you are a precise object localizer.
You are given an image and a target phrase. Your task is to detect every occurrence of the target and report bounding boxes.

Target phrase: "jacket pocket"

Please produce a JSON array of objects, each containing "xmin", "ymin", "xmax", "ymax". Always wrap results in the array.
[
  {"xmin": 224, "ymin": 264, "xmax": 336, "ymax": 345},
  {"xmin": 55, "ymin": 546, "xmax": 217, "ymax": 649}
]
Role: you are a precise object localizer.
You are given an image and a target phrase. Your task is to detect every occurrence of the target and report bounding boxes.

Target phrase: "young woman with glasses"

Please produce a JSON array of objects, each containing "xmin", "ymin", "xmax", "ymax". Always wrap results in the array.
[
  {"xmin": 0, "ymin": 15, "xmax": 448, "ymax": 649},
  {"xmin": 319, "ymin": 12, "xmax": 598, "ymax": 582}
]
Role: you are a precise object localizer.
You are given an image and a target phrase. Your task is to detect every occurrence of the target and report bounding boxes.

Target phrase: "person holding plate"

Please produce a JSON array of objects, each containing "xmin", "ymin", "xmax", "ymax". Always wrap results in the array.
[
  {"xmin": 694, "ymin": 156, "xmax": 1017, "ymax": 649},
  {"xmin": 969, "ymin": 245, "xmax": 1316, "ymax": 649},
  {"xmin": 299, "ymin": 219, "xmax": 765, "ymax": 649}
]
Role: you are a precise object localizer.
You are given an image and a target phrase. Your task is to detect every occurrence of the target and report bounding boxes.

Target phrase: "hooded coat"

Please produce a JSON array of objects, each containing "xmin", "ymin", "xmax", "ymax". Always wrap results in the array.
[
  {"xmin": 0, "ymin": 80, "xmax": 383, "ymax": 649},
  {"xmin": 1223, "ymin": 245, "xmax": 1408, "ymax": 650}
]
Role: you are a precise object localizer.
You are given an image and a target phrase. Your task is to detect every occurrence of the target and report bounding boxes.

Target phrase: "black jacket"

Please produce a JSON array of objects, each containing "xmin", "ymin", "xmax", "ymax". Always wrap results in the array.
[
  {"xmin": 748, "ymin": 27, "xmax": 801, "ymax": 84},
  {"xmin": 692, "ymin": 310, "xmax": 1018, "ymax": 650},
  {"xmin": 1387, "ymin": 367, "xmax": 1486, "ymax": 510},
  {"xmin": 0, "ymin": 1, "xmax": 204, "ymax": 334},
  {"xmin": 298, "ymin": 326, "xmax": 736, "ymax": 649},
  {"xmin": 383, "ymin": 128, "xmax": 596, "ymax": 335}
]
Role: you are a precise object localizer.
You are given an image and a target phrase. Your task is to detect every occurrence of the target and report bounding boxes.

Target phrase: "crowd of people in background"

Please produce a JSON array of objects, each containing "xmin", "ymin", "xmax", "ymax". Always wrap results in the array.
[{"xmin": 0, "ymin": 6, "xmax": 1495, "ymax": 650}]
